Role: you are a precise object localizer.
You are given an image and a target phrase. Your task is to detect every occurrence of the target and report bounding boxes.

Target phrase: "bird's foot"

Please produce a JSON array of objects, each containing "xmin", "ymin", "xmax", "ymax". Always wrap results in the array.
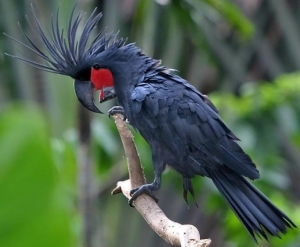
[
  {"xmin": 128, "ymin": 184, "xmax": 159, "ymax": 207},
  {"xmin": 108, "ymin": 106, "xmax": 127, "ymax": 121}
]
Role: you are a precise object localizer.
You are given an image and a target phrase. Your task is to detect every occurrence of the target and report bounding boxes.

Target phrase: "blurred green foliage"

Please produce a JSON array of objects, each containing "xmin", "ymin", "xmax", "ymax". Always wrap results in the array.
[
  {"xmin": 211, "ymin": 72, "xmax": 300, "ymax": 117},
  {"xmin": 0, "ymin": 0, "xmax": 299, "ymax": 247},
  {"xmin": 0, "ymin": 106, "xmax": 78, "ymax": 247}
]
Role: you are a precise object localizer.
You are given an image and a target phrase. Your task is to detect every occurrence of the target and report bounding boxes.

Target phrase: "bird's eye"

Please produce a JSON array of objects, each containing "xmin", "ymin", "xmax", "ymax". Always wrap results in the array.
[{"xmin": 93, "ymin": 64, "xmax": 100, "ymax": 70}]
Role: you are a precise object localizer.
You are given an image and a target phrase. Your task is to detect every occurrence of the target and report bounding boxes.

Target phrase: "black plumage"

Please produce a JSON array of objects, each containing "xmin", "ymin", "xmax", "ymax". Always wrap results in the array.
[{"xmin": 5, "ymin": 5, "xmax": 296, "ymax": 241}]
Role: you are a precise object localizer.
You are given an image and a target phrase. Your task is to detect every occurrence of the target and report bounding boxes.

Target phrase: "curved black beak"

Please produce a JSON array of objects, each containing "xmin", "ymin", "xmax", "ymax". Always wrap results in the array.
[{"xmin": 74, "ymin": 80, "xmax": 103, "ymax": 113}]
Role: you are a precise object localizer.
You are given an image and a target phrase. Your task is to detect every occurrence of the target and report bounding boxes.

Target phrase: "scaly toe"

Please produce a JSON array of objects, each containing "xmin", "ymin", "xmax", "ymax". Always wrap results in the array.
[{"xmin": 128, "ymin": 185, "xmax": 159, "ymax": 207}]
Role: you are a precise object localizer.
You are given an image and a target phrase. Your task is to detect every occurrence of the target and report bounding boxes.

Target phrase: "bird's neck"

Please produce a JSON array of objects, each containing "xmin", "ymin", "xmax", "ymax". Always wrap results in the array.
[{"xmin": 111, "ymin": 48, "xmax": 163, "ymax": 113}]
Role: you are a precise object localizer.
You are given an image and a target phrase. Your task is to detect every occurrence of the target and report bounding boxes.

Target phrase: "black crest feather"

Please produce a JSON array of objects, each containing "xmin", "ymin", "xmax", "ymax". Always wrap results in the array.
[{"xmin": 4, "ymin": 4, "xmax": 127, "ymax": 78}]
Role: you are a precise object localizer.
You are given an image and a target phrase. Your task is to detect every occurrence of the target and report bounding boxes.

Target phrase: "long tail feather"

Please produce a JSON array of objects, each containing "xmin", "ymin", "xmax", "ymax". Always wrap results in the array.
[{"xmin": 208, "ymin": 167, "xmax": 296, "ymax": 241}]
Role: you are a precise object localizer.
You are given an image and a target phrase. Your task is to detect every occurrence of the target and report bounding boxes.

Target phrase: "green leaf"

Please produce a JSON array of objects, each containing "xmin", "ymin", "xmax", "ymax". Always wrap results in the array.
[
  {"xmin": 0, "ymin": 105, "xmax": 77, "ymax": 247},
  {"xmin": 203, "ymin": 0, "xmax": 254, "ymax": 39}
]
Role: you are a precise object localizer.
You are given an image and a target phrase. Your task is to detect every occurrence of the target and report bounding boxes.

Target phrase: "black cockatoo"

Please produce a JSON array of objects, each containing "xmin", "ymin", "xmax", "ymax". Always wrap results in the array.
[{"xmin": 5, "ymin": 5, "xmax": 296, "ymax": 241}]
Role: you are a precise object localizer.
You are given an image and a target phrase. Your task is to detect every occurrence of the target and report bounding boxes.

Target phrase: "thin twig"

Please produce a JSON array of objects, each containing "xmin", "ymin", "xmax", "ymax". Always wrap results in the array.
[{"xmin": 111, "ymin": 113, "xmax": 211, "ymax": 247}]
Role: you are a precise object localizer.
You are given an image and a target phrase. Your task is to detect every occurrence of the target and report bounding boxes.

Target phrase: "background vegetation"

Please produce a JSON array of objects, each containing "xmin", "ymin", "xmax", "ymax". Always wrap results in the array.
[{"xmin": 0, "ymin": 0, "xmax": 299, "ymax": 246}]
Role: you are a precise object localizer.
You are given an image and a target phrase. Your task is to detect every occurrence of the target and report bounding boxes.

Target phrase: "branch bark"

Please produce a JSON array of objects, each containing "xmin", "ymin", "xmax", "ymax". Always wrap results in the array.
[{"xmin": 111, "ymin": 113, "xmax": 211, "ymax": 247}]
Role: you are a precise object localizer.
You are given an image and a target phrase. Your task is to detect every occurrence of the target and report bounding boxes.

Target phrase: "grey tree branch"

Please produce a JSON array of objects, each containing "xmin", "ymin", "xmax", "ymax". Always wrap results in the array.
[{"xmin": 111, "ymin": 113, "xmax": 211, "ymax": 247}]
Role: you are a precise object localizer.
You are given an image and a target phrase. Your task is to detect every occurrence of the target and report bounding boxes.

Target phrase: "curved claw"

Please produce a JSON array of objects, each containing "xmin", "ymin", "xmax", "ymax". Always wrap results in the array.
[
  {"xmin": 128, "ymin": 185, "xmax": 159, "ymax": 207},
  {"xmin": 108, "ymin": 106, "xmax": 127, "ymax": 121}
]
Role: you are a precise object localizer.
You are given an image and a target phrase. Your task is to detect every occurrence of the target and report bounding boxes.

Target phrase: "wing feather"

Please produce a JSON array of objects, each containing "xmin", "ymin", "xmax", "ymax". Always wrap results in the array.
[{"xmin": 130, "ymin": 80, "xmax": 259, "ymax": 179}]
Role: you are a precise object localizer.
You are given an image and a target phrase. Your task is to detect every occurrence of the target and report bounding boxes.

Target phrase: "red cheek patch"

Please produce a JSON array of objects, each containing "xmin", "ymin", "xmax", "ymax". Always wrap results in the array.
[{"xmin": 90, "ymin": 68, "xmax": 114, "ymax": 91}]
